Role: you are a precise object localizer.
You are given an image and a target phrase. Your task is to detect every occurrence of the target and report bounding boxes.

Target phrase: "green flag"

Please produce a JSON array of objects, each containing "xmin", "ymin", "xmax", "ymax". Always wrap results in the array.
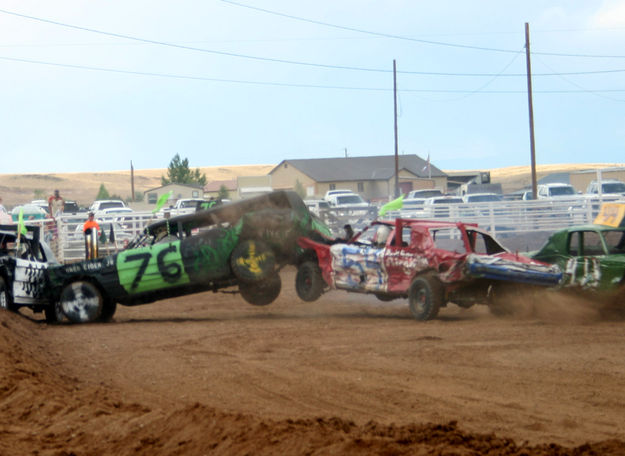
[
  {"xmin": 17, "ymin": 207, "xmax": 27, "ymax": 236},
  {"xmin": 153, "ymin": 191, "xmax": 173, "ymax": 213},
  {"xmin": 379, "ymin": 195, "xmax": 404, "ymax": 217}
]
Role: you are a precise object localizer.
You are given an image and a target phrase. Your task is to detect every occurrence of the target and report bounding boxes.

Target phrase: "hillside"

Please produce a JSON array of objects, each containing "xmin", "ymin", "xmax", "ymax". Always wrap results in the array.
[
  {"xmin": 0, "ymin": 164, "xmax": 275, "ymax": 208},
  {"xmin": 0, "ymin": 162, "xmax": 622, "ymax": 208}
]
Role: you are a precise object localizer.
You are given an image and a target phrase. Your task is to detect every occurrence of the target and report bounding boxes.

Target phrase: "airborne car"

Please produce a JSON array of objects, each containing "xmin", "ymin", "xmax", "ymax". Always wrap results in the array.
[
  {"xmin": 295, "ymin": 219, "xmax": 561, "ymax": 320},
  {"xmin": 46, "ymin": 191, "xmax": 331, "ymax": 323}
]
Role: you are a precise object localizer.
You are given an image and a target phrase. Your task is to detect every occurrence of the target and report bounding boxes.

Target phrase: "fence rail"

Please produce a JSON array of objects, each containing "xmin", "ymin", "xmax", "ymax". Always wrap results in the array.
[{"xmin": 16, "ymin": 195, "xmax": 625, "ymax": 263}]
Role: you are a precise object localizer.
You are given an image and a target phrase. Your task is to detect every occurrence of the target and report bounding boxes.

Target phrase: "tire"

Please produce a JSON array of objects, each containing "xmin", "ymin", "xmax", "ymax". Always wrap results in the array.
[
  {"xmin": 44, "ymin": 301, "xmax": 68, "ymax": 324},
  {"xmin": 374, "ymin": 293, "xmax": 396, "ymax": 302},
  {"xmin": 239, "ymin": 273, "xmax": 281, "ymax": 306},
  {"xmin": 295, "ymin": 261, "xmax": 324, "ymax": 302},
  {"xmin": 98, "ymin": 300, "xmax": 117, "ymax": 323},
  {"xmin": 408, "ymin": 274, "xmax": 443, "ymax": 321},
  {"xmin": 230, "ymin": 239, "xmax": 276, "ymax": 283},
  {"xmin": 58, "ymin": 280, "xmax": 104, "ymax": 323},
  {"xmin": 486, "ymin": 284, "xmax": 517, "ymax": 317},
  {"xmin": 0, "ymin": 277, "xmax": 17, "ymax": 312}
]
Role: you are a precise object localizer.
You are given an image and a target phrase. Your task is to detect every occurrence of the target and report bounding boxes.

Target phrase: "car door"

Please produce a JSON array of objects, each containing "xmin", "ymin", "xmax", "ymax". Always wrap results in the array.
[
  {"xmin": 12, "ymin": 257, "xmax": 49, "ymax": 305},
  {"xmin": 330, "ymin": 224, "xmax": 387, "ymax": 292},
  {"xmin": 563, "ymin": 230, "xmax": 606, "ymax": 288}
]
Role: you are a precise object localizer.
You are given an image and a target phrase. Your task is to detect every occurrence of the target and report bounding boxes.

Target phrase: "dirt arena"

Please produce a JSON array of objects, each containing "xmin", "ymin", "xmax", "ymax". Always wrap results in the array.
[{"xmin": 2, "ymin": 268, "xmax": 625, "ymax": 455}]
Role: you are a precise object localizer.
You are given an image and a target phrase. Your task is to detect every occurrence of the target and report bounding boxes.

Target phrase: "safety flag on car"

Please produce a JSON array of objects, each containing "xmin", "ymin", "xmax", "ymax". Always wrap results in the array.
[
  {"xmin": 17, "ymin": 207, "xmax": 27, "ymax": 236},
  {"xmin": 109, "ymin": 223, "xmax": 116, "ymax": 244},
  {"xmin": 153, "ymin": 190, "xmax": 173, "ymax": 214},
  {"xmin": 378, "ymin": 194, "xmax": 404, "ymax": 217}
]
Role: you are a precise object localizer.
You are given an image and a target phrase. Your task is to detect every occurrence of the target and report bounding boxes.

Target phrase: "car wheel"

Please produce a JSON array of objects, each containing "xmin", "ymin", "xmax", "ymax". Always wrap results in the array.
[
  {"xmin": 0, "ymin": 277, "xmax": 17, "ymax": 312},
  {"xmin": 44, "ymin": 301, "xmax": 68, "ymax": 324},
  {"xmin": 374, "ymin": 293, "xmax": 396, "ymax": 302},
  {"xmin": 408, "ymin": 274, "xmax": 442, "ymax": 321},
  {"xmin": 239, "ymin": 273, "xmax": 281, "ymax": 306},
  {"xmin": 295, "ymin": 261, "xmax": 325, "ymax": 302},
  {"xmin": 98, "ymin": 300, "xmax": 117, "ymax": 322},
  {"xmin": 486, "ymin": 284, "xmax": 517, "ymax": 317},
  {"xmin": 58, "ymin": 281, "xmax": 104, "ymax": 323},
  {"xmin": 230, "ymin": 239, "xmax": 276, "ymax": 283}
]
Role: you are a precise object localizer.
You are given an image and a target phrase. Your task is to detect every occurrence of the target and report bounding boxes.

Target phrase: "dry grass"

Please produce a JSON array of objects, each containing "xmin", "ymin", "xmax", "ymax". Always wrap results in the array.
[
  {"xmin": 1, "ymin": 162, "xmax": 622, "ymax": 208},
  {"xmin": 0, "ymin": 165, "xmax": 274, "ymax": 207}
]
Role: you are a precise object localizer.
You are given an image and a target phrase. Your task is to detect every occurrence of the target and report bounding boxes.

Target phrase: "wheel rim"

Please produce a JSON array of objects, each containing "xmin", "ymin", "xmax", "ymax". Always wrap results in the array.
[
  {"xmin": 300, "ymin": 268, "xmax": 312, "ymax": 292},
  {"xmin": 60, "ymin": 282, "xmax": 101, "ymax": 323},
  {"xmin": 413, "ymin": 287, "xmax": 427, "ymax": 314},
  {"xmin": 0, "ymin": 289, "xmax": 7, "ymax": 310}
]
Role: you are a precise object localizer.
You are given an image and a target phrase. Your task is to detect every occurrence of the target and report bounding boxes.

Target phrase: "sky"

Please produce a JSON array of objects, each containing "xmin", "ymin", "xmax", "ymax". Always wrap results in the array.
[{"xmin": 1, "ymin": 0, "xmax": 624, "ymax": 174}]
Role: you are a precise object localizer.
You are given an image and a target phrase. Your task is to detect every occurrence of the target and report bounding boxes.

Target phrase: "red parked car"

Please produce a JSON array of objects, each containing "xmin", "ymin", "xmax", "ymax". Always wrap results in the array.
[{"xmin": 296, "ymin": 219, "xmax": 561, "ymax": 320}]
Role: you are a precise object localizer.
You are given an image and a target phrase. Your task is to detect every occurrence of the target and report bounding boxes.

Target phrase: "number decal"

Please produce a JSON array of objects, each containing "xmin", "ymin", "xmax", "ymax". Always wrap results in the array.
[
  {"xmin": 124, "ymin": 252, "xmax": 151, "ymax": 290},
  {"xmin": 117, "ymin": 242, "xmax": 190, "ymax": 294},
  {"xmin": 157, "ymin": 244, "xmax": 182, "ymax": 283}
]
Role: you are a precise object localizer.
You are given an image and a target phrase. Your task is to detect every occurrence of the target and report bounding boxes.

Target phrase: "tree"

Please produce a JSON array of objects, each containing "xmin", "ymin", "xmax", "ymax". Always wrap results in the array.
[
  {"xmin": 96, "ymin": 184, "xmax": 110, "ymax": 200},
  {"xmin": 218, "ymin": 185, "xmax": 229, "ymax": 200},
  {"xmin": 161, "ymin": 154, "xmax": 207, "ymax": 186},
  {"xmin": 33, "ymin": 189, "xmax": 46, "ymax": 200}
]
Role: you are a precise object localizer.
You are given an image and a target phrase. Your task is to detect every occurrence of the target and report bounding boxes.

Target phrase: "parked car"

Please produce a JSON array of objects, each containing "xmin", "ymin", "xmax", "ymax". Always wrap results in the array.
[
  {"xmin": 0, "ymin": 224, "xmax": 59, "ymax": 321},
  {"xmin": 11, "ymin": 204, "xmax": 48, "ymax": 221},
  {"xmin": 329, "ymin": 193, "xmax": 369, "ymax": 208},
  {"xmin": 405, "ymin": 189, "xmax": 444, "ymax": 199},
  {"xmin": 462, "ymin": 193, "xmax": 503, "ymax": 204},
  {"xmin": 295, "ymin": 219, "xmax": 561, "ymax": 320},
  {"xmin": 536, "ymin": 183, "xmax": 579, "ymax": 199},
  {"xmin": 45, "ymin": 191, "xmax": 332, "ymax": 323},
  {"xmin": 586, "ymin": 179, "xmax": 625, "ymax": 196},
  {"xmin": 63, "ymin": 200, "xmax": 81, "ymax": 214},
  {"xmin": 422, "ymin": 196, "xmax": 464, "ymax": 218},
  {"xmin": 89, "ymin": 200, "xmax": 128, "ymax": 212},
  {"xmin": 323, "ymin": 189, "xmax": 354, "ymax": 202},
  {"xmin": 304, "ymin": 199, "xmax": 331, "ymax": 216},
  {"xmin": 531, "ymin": 223, "xmax": 625, "ymax": 292}
]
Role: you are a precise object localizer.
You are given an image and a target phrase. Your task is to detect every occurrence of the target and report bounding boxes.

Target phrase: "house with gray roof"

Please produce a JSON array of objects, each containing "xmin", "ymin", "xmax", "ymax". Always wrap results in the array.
[{"xmin": 270, "ymin": 154, "xmax": 447, "ymax": 202}]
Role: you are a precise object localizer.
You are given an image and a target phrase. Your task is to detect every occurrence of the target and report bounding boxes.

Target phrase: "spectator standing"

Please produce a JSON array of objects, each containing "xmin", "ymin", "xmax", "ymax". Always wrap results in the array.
[
  {"xmin": 48, "ymin": 189, "xmax": 65, "ymax": 219},
  {"xmin": 82, "ymin": 212, "xmax": 100, "ymax": 235},
  {"xmin": 0, "ymin": 196, "xmax": 6, "ymax": 213},
  {"xmin": 83, "ymin": 212, "xmax": 101, "ymax": 260}
]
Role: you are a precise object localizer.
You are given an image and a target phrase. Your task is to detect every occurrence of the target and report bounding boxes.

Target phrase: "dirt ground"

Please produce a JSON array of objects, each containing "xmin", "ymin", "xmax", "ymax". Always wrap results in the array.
[{"xmin": 2, "ymin": 268, "xmax": 625, "ymax": 455}]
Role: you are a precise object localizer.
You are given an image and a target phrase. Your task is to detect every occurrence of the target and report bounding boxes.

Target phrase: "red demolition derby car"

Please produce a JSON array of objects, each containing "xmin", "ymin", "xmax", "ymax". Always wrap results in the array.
[{"xmin": 295, "ymin": 219, "xmax": 561, "ymax": 320}]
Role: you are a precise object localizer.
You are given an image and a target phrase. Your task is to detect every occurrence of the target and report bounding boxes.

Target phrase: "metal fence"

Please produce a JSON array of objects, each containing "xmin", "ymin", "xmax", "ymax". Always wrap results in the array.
[{"xmin": 17, "ymin": 195, "xmax": 625, "ymax": 263}]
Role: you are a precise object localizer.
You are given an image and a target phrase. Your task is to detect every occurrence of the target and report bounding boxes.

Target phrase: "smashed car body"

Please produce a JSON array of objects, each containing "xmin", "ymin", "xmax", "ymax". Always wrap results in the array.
[
  {"xmin": 296, "ymin": 219, "xmax": 561, "ymax": 320},
  {"xmin": 46, "ymin": 191, "xmax": 331, "ymax": 323}
]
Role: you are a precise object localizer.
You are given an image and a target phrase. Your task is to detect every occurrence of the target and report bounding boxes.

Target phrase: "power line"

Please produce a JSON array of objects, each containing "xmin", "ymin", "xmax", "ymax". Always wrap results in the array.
[
  {"xmin": 218, "ymin": 0, "xmax": 521, "ymax": 55},
  {"xmin": 2, "ymin": 54, "xmax": 624, "ymax": 95},
  {"xmin": 219, "ymin": 0, "xmax": 625, "ymax": 59},
  {"xmin": 1, "ymin": 6, "xmax": 624, "ymax": 81}
]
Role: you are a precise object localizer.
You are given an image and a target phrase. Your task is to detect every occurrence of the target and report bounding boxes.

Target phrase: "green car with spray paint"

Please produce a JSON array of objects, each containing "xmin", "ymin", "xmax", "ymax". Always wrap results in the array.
[
  {"xmin": 46, "ymin": 191, "xmax": 331, "ymax": 323},
  {"xmin": 531, "ymin": 224, "xmax": 625, "ymax": 291}
]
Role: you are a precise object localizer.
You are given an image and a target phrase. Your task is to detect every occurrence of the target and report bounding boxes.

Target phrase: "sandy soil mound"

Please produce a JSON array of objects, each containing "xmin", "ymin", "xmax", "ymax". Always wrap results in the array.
[{"xmin": 2, "ymin": 270, "xmax": 625, "ymax": 455}]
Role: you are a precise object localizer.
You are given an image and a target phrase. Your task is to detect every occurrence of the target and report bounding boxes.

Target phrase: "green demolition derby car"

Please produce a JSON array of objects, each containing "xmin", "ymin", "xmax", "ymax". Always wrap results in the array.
[
  {"xmin": 46, "ymin": 191, "xmax": 331, "ymax": 323},
  {"xmin": 531, "ymin": 224, "xmax": 625, "ymax": 291}
]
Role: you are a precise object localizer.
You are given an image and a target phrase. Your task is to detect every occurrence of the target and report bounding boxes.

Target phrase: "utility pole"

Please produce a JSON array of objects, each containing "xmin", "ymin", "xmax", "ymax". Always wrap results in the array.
[
  {"xmin": 393, "ymin": 60, "xmax": 399, "ymax": 198},
  {"xmin": 525, "ymin": 22, "xmax": 538, "ymax": 200}
]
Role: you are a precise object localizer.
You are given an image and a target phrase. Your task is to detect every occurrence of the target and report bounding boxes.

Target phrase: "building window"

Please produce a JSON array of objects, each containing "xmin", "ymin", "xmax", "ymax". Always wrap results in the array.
[
  {"xmin": 329, "ymin": 183, "xmax": 336, "ymax": 190},
  {"xmin": 148, "ymin": 193, "xmax": 157, "ymax": 204},
  {"xmin": 357, "ymin": 182, "xmax": 364, "ymax": 192}
]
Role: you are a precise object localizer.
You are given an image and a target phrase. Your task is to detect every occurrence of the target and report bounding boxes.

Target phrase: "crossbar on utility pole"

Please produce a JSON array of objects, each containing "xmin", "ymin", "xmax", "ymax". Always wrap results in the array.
[
  {"xmin": 525, "ymin": 22, "xmax": 538, "ymax": 200},
  {"xmin": 393, "ymin": 60, "xmax": 399, "ymax": 198}
]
